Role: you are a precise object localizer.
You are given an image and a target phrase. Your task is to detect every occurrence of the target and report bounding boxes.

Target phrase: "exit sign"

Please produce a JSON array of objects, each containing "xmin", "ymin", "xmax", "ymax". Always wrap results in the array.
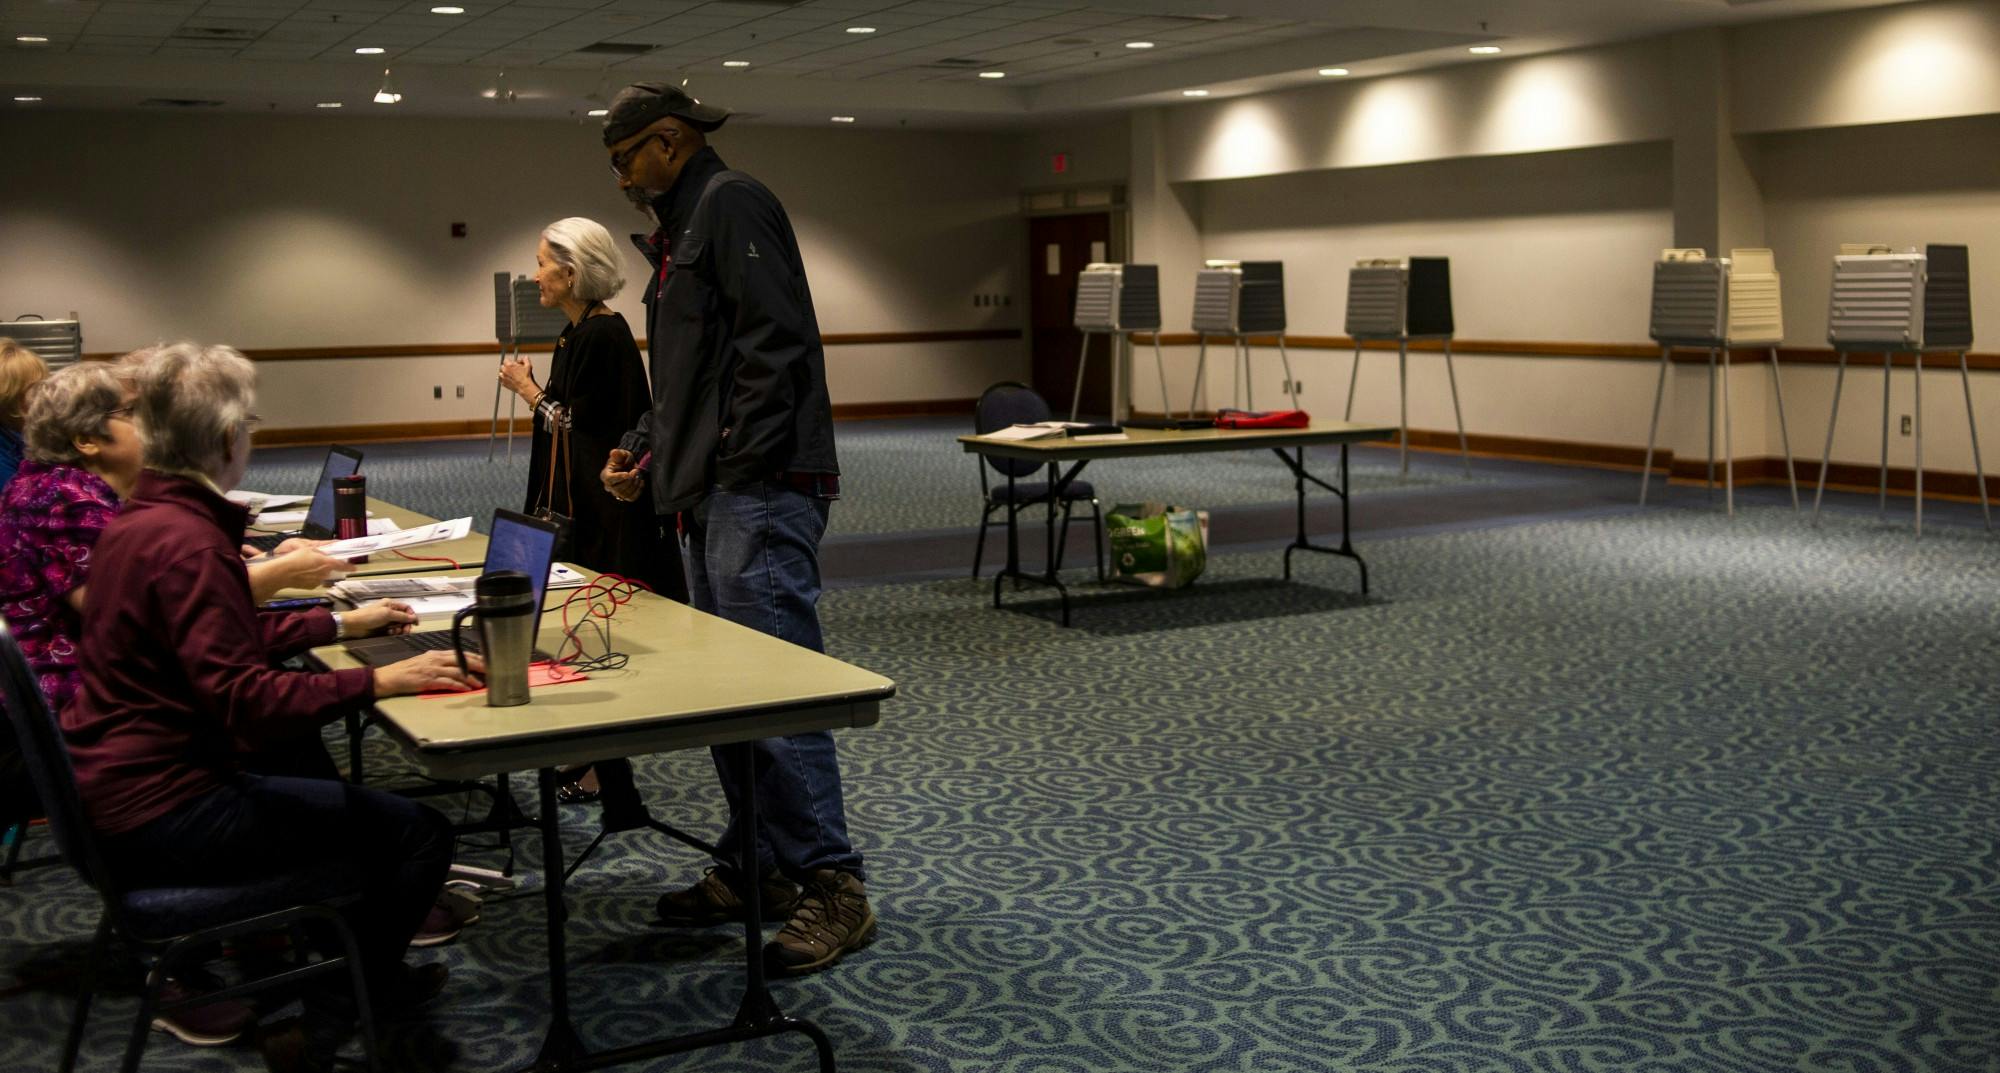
[{"xmin": 1052, "ymin": 152, "xmax": 1068, "ymax": 174}]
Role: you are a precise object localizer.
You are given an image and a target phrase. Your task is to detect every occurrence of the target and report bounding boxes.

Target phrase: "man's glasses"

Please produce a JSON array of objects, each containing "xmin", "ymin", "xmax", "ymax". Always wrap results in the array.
[
  {"xmin": 608, "ymin": 131, "xmax": 671, "ymax": 178},
  {"xmin": 104, "ymin": 405, "xmax": 133, "ymax": 421}
]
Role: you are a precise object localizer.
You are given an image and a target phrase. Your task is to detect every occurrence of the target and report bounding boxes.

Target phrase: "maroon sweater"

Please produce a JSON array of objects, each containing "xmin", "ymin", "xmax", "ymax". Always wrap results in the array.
[{"xmin": 63, "ymin": 471, "xmax": 375, "ymax": 835}]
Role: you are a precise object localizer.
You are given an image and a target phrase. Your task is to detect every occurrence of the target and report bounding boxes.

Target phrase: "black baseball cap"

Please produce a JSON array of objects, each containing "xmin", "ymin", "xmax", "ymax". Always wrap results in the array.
[{"xmin": 601, "ymin": 81, "xmax": 730, "ymax": 145}]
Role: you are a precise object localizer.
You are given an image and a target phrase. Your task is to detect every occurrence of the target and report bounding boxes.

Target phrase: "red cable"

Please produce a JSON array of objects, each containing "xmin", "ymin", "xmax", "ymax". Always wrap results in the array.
[{"xmin": 389, "ymin": 548, "xmax": 463, "ymax": 570}]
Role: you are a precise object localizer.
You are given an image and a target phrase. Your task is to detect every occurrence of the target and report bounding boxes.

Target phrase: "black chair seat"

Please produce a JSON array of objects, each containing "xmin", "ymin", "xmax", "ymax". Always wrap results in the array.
[
  {"xmin": 988, "ymin": 478, "xmax": 1096, "ymax": 505},
  {"xmin": 120, "ymin": 859, "xmax": 361, "ymax": 942}
]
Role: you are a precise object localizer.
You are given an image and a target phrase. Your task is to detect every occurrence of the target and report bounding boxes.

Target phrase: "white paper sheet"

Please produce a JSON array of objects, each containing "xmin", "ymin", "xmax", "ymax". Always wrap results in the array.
[{"xmin": 316, "ymin": 517, "xmax": 473, "ymax": 561}]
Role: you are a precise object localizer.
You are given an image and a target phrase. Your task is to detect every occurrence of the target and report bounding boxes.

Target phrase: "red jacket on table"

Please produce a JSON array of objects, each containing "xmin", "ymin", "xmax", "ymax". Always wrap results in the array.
[{"xmin": 63, "ymin": 470, "xmax": 375, "ymax": 835}]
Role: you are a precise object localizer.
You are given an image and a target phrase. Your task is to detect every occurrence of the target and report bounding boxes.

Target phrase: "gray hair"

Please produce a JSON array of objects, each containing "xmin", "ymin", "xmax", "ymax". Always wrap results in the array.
[
  {"xmin": 131, "ymin": 342, "xmax": 257, "ymax": 477},
  {"xmin": 22, "ymin": 361, "xmax": 125, "ymax": 466},
  {"xmin": 541, "ymin": 217, "xmax": 626, "ymax": 302}
]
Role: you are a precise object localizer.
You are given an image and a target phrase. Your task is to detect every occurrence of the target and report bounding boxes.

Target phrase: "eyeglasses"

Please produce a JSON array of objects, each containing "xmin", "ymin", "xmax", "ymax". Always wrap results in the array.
[
  {"xmin": 608, "ymin": 130, "xmax": 670, "ymax": 178},
  {"xmin": 104, "ymin": 406, "xmax": 133, "ymax": 421},
  {"xmin": 243, "ymin": 413, "xmax": 264, "ymax": 432}
]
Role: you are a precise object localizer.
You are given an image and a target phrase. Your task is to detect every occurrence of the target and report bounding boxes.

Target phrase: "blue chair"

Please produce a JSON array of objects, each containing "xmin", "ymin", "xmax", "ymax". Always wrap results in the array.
[
  {"xmin": 972, "ymin": 382, "xmax": 1105, "ymax": 581},
  {"xmin": 0, "ymin": 614, "xmax": 381, "ymax": 1073}
]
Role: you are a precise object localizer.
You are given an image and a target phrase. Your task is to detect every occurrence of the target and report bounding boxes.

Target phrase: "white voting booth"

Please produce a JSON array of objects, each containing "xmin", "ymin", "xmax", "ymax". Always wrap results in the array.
[
  {"xmin": 1071, "ymin": 263, "xmax": 1166, "ymax": 422},
  {"xmin": 1342, "ymin": 257, "xmax": 1468, "ymax": 475},
  {"xmin": 487, "ymin": 272, "xmax": 569, "ymax": 462},
  {"xmin": 1188, "ymin": 260, "xmax": 1297, "ymax": 415},
  {"xmin": 1637, "ymin": 248, "xmax": 1800, "ymax": 516},
  {"xmin": 1812, "ymin": 243, "xmax": 1988, "ymax": 535}
]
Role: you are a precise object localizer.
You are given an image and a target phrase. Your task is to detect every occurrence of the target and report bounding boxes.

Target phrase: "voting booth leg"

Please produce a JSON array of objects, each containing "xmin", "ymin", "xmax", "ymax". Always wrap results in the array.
[
  {"xmin": 1235, "ymin": 339, "xmax": 1248, "ymax": 411},
  {"xmin": 1768, "ymin": 348, "xmax": 1800, "ymax": 510},
  {"xmin": 1276, "ymin": 446, "xmax": 1368, "ymax": 595},
  {"xmin": 1720, "ymin": 348, "xmax": 1735, "ymax": 517},
  {"xmin": 1190, "ymin": 339, "xmax": 1210, "ymax": 417},
  {"xmin": 1639, "ymin": 346, "xmax": 1672, "ymax": 506},
  {"xmin": 1872, "ymin": 351, "xmax": 1893, "ymax": 517},
  {"xmin": 1444, "ymin": 340, "xmax": 1470, "ymax": 476},
  {"xmin": 1705, "ymin": 350, "xmax": 1717, "ymax": 496},
  {"xmin": 1151, "ymin": 336, "xmax": 1175, "ymax": 419},
  {"xmin": 1344, "ymin": 343, "xmax": 1362, "ymax": 422},
  {"xmin": 1069, "ymin": 333, "xmax": 1092, "ymax": 424},
  {"xmin": 1397, "ymin": 340, "xmax": 1410, "ymax": 475},
  {"xmin": 1960, "ymin": 352, "xmax": 1992, "ymax": 528},
  {"xmin": 1915, "ymin": 355, "xmax": 1925, "ymax": 537},
  {"xmin": 1277, "ymin": 337, "xmax": 1300, "ymax": 411},
  {"xmin": 1811, "ymin": 352, "xmax": 1851, "ymax": 525}
]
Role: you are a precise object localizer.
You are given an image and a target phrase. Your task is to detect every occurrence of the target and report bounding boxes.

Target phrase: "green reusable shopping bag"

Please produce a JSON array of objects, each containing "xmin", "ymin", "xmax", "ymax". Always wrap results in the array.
[{"xmin": 1106, "ymin": 502, "xmax": 1210, "ymax": 588}]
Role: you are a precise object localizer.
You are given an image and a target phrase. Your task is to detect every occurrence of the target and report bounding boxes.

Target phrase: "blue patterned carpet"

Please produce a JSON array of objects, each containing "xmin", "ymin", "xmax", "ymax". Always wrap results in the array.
[{"xmin": 4, "ymin": 426, "xmax": 1996, "ymax": 1072}]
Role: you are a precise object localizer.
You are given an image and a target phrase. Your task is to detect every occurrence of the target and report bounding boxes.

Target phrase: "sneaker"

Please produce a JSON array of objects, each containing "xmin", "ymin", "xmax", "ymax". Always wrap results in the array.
[
  {"xmin": 409, "ymin": 903, "xmax": 462, "ymax": 947},
  {"xmin": 152, "ymin": 977, "xmax": 255, "ymax": 1046},
  {"xmin": 655, "ymin": 866, "xmax": 799, "ymax": 927},
  {"xmin": 763, "ymin": 870, "xmax": 876, "ymax": 977}
]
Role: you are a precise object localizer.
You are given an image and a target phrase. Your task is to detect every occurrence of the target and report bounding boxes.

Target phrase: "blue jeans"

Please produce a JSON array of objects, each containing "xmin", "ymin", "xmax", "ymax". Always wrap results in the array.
[
  {"xmin": 102, "ymin": 775, "xmax": 453, "ymax": 1011},
  {"xmin": 684, "ymin": 482, "xmax": 864, "ymax": 880}
]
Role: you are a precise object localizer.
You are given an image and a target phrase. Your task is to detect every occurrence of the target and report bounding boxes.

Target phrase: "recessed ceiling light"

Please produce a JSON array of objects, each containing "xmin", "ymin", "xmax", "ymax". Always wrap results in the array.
[
  {"xmin": 722, "ymin": 60, "xmax": 749, "ymax": 67},
  {"xmin": 430, "ymin": 5, "xmax": 464, "ymax": 13},
  {"xmin": 845, "ymin": 26, "xmax": 875, "ymax": 34},
  {"xmin": 978, "ymin": 70, "xmax": 1005, "ymax": 79},
  {"xmin": 14, "ymin": 95, "xmax": 43, "ymax": 102},
  {"xmin": 16, "ymin": 35, "xmax": 50, "ymax": 43},
  {"xmin": 316, "ymin": 101, "xmax": 342, "ymax": 108},
  {"xmin": 830, "ymin": 115, "xmax": 855, "ymax": 123},
  {"xmin": 1125, "ymin": 41, "xmax": 1153, "ymax": 49},
  {"xmin": 355, "ymin": 46, "xmax": 385, "ymax": 55},
  {"xmin": 1469, "ymin": 45, "xmax": 1502, "ymax": 54},
  {"xmin": 1182, "ymin": 89, "xmax": 1209, "ymax": 97},
  {"xmin": 586, "ymin": 107, "xmax": 608, "ymax": 116},
  {"xmin": 1318, "ymin": 67, "xmax": 1349, "ymax": 76}
]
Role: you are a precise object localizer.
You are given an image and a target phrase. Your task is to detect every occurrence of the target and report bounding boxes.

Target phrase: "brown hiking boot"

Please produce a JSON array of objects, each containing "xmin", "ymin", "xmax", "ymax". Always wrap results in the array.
[
  {"xmin": 764, "ymin": 869, "xmax": 876, "ymax": 976},
  {"xmin": 655, "ymin": 867, "xmax": 799, "ymax": 927}
]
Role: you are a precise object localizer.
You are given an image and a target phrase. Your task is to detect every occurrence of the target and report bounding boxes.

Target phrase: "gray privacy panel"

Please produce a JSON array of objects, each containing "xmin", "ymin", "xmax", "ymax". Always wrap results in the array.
[
  {"xmin": 1828, "ymin": 253, "xmax": 1925, "ymax": 349},
  {"xmin": 1073, "ymin": 263, "xmax": 1161, "ymax": 333},
  {"xmin": 492, "ymin": 272, "xmax": 568, "ymax": 344},
  {"xmin": 1649, "ymin": 252, "xmax": 1727, "ymax": 347},
  {"xmin": 1, "ymin": 318, "xmax": 82, "ymax": 369}
]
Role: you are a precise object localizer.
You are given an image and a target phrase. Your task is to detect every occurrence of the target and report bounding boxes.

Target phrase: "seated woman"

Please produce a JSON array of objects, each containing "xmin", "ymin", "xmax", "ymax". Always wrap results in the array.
[
  {"xmin": 0, "ymin": 336, "xmax": 49, "ymax": 491},
  {"xmin": 62, "ymin": 343, "xmax": 481, "ymax": 1073}
]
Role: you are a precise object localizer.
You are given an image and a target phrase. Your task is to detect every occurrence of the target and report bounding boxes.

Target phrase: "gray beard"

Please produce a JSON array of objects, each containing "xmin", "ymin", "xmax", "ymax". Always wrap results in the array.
[{"xmin": 624, "ymin": 185, "xmax": 658, "ymax": 222}]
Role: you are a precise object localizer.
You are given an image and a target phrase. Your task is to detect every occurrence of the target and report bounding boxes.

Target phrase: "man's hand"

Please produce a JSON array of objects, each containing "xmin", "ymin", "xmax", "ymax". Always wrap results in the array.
[
  {"xmin": 373, "ymin": 651, "xmax": 483, "ymax": 697},
  {"xmin": 601, "ymin": 447, "xmax": 644, "ymax": 503},
  {"xmin": 344, "ymin": 599, "xmax": 417, "ymax": 637},
  {"xmin": 247, "ymin": 548, "xmax": 357, "ymax": 601}
]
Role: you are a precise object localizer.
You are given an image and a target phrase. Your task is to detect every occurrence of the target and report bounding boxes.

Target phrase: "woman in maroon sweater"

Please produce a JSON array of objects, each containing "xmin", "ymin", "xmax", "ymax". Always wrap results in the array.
[{"xmin": 64, "ymin": 343, "xmax": 481, "ymax": 1073}]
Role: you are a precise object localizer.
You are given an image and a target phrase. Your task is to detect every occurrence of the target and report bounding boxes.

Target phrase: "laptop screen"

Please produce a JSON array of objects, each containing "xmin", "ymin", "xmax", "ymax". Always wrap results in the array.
[
  {"xmin": 485, "ymin": 509, "xmax": 557, "ymax": 636},
  {"xmin": 303, "ymin": 447, "xmax": 363, "ymax": 537}
]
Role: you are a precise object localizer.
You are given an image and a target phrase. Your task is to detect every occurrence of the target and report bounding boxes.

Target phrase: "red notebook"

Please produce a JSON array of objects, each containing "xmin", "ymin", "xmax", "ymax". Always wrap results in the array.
[{"xmin": 1214, "ymin": 409, "xmax": 1310, "ymax": 429}]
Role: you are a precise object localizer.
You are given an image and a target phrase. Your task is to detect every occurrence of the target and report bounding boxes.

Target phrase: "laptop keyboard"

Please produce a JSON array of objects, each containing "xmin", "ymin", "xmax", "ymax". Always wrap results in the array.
[{"xmin": 244, "ymin": 532, "xmax": 293, "ymax": 553}]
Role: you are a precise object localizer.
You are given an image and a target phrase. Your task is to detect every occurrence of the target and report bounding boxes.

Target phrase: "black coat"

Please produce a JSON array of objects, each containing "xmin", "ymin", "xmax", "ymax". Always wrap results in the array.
[
  {"xmin": 618, "ymin": 147, "xmax": 839, "ymax": 515},
  {"xmin": 526, "ymin": 312, "xmax": 686, "ymax": 601}
]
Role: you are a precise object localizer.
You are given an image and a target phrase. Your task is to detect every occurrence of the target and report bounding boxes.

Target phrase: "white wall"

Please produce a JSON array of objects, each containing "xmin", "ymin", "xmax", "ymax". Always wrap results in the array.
[{"xmin": 0, "ymin": 110, "xmax": 1029, "ymax": 429}]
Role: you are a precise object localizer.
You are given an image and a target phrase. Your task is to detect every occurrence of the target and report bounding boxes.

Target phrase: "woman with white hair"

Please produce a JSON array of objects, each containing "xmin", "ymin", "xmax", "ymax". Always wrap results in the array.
[
  {"xmin": 62, "ymin": 343, "xmax": 478, "ymax": 1071},
  {"xmin": 499, "ymin": 216, "xmax": 683, "ymax": 808}
]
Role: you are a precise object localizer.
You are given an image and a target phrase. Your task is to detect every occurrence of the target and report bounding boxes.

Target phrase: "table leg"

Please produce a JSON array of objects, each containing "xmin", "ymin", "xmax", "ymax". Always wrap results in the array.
[
  {"xmin": 988, "ymin": 459, "xmax": 1082, "ymax": 626},
  {"xmin": 530, "ymin": 768, "xmax": 585, "ymax": 1071},
  {"xmin": 1276, "ymin": 445, "xmax": 1367, "ymax": 594}
]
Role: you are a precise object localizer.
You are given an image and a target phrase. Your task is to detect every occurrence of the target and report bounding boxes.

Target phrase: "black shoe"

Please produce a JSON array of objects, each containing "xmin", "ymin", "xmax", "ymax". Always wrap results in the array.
[
  {"xmin": 763, "ymin": 870, "xmax": 877, "ymax": 977},
  {"xmin": 655, "ymin": 867, "xmax": 798, "ymax": 927}
]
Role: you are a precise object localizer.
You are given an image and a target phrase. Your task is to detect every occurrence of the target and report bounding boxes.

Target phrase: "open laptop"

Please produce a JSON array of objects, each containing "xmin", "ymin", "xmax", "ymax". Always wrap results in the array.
[
  {"xmin": 245, "ymin": 445, "xmax": 363, "ymax": 552},
  {"xmin": 341, "ymin": 508, "xmax": 558, "ymax": 666}
]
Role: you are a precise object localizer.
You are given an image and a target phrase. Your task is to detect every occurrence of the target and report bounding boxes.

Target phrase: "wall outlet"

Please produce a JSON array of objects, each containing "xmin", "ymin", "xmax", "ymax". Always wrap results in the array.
[
  {"xmin": 432, "ymin": 385, "xmax": 442, "ymax": 399},
  {"xmin": 1283, "ymin": 379, "xmax": 1304, "ymax": 394},
  {"xmin": 1900, "ymin": 414, "xmax": 1912, "ymax": 436},
  {"xmin": 455, "ymin": 385, "xmax": 465, "ymax": 398}
]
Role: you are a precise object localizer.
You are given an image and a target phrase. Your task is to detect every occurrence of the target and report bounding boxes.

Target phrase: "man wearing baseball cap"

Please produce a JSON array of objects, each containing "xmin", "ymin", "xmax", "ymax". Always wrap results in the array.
[{"xmin": 596, "ymin": 81, "xmax": 871, "ymax": 976}]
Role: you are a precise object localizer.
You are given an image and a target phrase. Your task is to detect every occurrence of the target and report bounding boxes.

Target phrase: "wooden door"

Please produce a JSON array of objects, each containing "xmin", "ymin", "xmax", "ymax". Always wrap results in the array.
[{"xmin": 1027, "ymin": 212, "xmax": 1113, "ymax": 418}]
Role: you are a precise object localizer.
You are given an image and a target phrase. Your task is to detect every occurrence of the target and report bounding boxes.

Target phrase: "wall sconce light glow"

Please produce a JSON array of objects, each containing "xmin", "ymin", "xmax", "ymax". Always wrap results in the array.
[
  {"xmin": 373, "ymin": 68, "xmax": 401, "ymax": 104},
  {"xmin": 1318, "ymin": 67, "xmax": 1349, "ymax": 76},
  {"xmin": 316, "ymin": 101, "xmax": 343, "ymax": 108},
  {"xmin": 978, "ymin": 71, "xmax": 1006, "ymax": 79},
  {"xmin": 830, "ymin": 115, "xmax": 856, "ymax": 123},
  {"xmin": 355, "ymin": 46, "xmax": 385, "ymax": 55},
  {"xmin": 586, "ymin": 108, "xmax": 608, "ymax": 116},
  {"xmin": 1469, "ymin": 46, "xmax": 1503, "ymax": 55},
  {"xmin": 1182, "ymin": 89, "xmax": 1210, "ymax": 97},
  {"xmin": 722, "ymin": 60, "xmax": 749, "ymax": 68},
  {"xmin": 429, "ymin": 5, "xmax": 464, "ymax": 13},
  {"xmin": 1126, "ymin": 41, "xmax": 1154, "ymax": 49},
  {"xmin": 845, "ymin": 26, "xmax": 875, "ymax": 34},
  {"xmin": 14, "ymin": 95, "xmax": 42, "ymax": 102},
  {"xmin": 16, "ymin": 35, "xmax": 49, "ymax": 43}
]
